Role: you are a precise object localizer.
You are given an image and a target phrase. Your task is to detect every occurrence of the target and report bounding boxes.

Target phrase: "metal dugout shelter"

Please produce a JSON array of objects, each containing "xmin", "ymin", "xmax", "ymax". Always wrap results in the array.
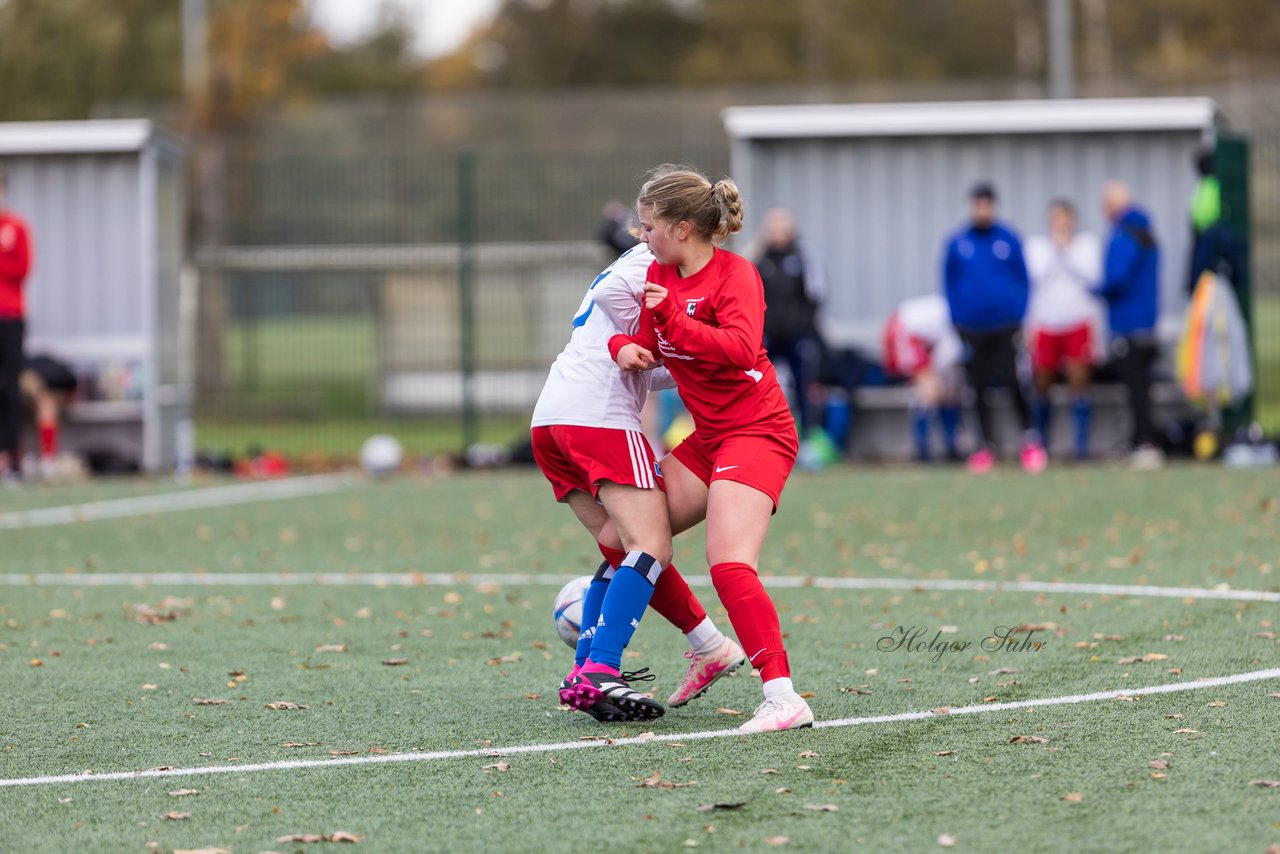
[{"xmin": 0, "ymin": 120, "xmax": 187, "ymax": 472}]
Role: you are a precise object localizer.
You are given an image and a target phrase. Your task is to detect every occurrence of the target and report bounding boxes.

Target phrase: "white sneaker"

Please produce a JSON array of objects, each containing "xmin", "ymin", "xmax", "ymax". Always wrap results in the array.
[
  {"xmin": 668, "ymin": 637, "xmax": 747, "ymax": 707},
  {"xmin": 737, "ymin": 693, "xmax": 814, "ymax": 734}
]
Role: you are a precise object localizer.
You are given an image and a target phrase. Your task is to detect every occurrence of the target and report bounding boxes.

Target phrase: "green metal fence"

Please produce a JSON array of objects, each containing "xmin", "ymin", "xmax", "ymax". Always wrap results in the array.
[{"xmin": 192, "ymin": 149, "xmax": 728, "ymax": 463}]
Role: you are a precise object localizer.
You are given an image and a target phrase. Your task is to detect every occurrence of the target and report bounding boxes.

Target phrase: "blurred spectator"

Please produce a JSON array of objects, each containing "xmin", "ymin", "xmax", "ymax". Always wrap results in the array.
[
  {"xmin": 882, "ymin": 294, "xmax": 963, "ymax": 462},
  {"xmin": 0, "ymin": 170, "xmax": 33, "ymax": 485},
  {"xmin": 1024, "ymin": 199, "xmax": 1103, "ymax": 460},
  {"xmin": 1187, "ymin": 147, "xmax": 1245, "ymax": 294},
  {"xmin": 20, "ymin": 355, "xmax": 77, "ymax": 477},
  {"xmin": 748, "ymin": 207, "xmax": 828, "ymax": 454},
  {"xmin": 1096, "ymin": 181, "xmax": 1162, "ymax": 467},
  {"xmin": 942, "ymin": 182, "xmax": 1044, "ymax": 474},
  {"xmin": 597, "ymin": 200, "xmax": 638, "ymax": 258}
]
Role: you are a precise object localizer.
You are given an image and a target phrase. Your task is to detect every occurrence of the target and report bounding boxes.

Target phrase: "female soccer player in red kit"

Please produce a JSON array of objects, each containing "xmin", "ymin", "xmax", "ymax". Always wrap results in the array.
[{"xmin": 609, "ymin": 166, "xmax": 813, "ymax": 733}]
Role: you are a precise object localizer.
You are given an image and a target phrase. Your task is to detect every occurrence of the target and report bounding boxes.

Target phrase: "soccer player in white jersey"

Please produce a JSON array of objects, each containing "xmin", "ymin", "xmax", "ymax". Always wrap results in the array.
[
  {"xmin": 530, "ymin": 243, "xmax": 746, "ymax": 723},
  {"xmin": 1024, "ymin": 199, "xmax": 1104, "ymax": 460},
  {"xmin": 883, "ymin": 294, "xmax": 964, "ymax": 462}
]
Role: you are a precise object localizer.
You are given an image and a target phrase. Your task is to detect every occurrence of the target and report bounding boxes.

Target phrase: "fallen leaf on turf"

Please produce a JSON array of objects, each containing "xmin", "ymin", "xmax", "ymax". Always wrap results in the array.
[
  {"xmin": 798, "ymin": 691, "xmax": 815, "ymax": 699},
  {"xmin": 1118, "ymin": 653, "xmax": 1169, "ymax": 664},
  {"xmin": 283, "ymin": 742, "xmax": 321, "ymax": 748},
  {"xmin": 523, "ymin": 693, "xmax": 541, "ymax": 700},
  {"xmin": 1207, "ymin": 700, "xmax": 1226, "ymax": 708},
  {"xmin": 1172, "ymin": 728, "xmax": 1201, "ymax": 734},
  {"xmin": 684, "ymin": 840, "xmax": 699, "ymax": 848},
  {"xmin": 698, "ymin": 802, "xmax": 747, "ymax": 812},
  {"xmin": 716, "ymin": 708, "xmax": 742, "ymax": 715},
  {"xmin": 934, "ymin": 750, "xmax": 956, "ymax": 756},
  {"xmin": 990, "ymin": 667, "xmax": 1021, "ymax": 675},
  {"xmin": 763, "ymin": 836, "xmax": 789, "ymax": 846},
  {"xmin": 167, "ymin": 789, "xmax": 199, "ymax": 797},
  {"xmin": 1062, "ymin": 792, "xmax": 1084, "ymax": 803},
  {"xmin": 634, "ymin": 771, "xmax": 697, "ymax": 789},
  {"xmin": 1164, "ymin": 714, "xmax": 1183, "ymax": 719},
  {"xmin": 579, "ymin": 736, "xmax": 613, "ymax": 744},
  {"xmin": 840, "ymin": 685, "xmax": 872, "ymax": 695},
  {"xmin": 174, "ymin": 849, "xmax": 230, "ymax": 854},
  {"xmin": 58, "ymin": 797, "xmax": 72, "ymax": 804},
  {"xmin": 1249, "ymin": 780, "xmax": 1280, "ymax": 788},
  {"xmin": 315, "ymin": 644, "xmax": 347, "ymax": 653},
  {"xmin": 164, "ymin": 812, "xmax": 192, "ymax": 821},
  {"xmin": 982, "ymin": 696, "xmax": 998, "ymax": 703},
  {"xmin": 1151, "ymin": 772, "xmax": 1167, "ymax": 779},
  {"xmin": 937, "ymin": 834, "xmax": 957, "ymax": 848},
  {"xmin": 804, "ymin": 804, "xmax": 839, "ymax": 812},
  {"xmin": 382, "ymin": 658, "xmax": 409, "ymax": 666},
  {"xmin": 799, "ymin": 750, "xmax": 820, "ymax": 758},
  {"xmin": 1113, "ymin": 695, "xmax": 1138, "ymax": 702},
  {"xmin": 1010, "ymin": 735, "xmax": 1049, "ymax": 744},
  {"xmin": 1149, "ymin": 760, "xmax": 1169, "ymax": 770},
  {"xmin": 29, "ymin": 658, "xmax": 43, "ymax": 667},
  {"xmin": 486, "ymin": 654, "xmax": 522, "ymax": 666},
  {"xmin": 276, "ymin": 832, "xmax": 363, "ymax": 843},
  {"xmin": 367, "ymin": 746, "xmax": 388, "ymax": 754},
  {"xmin": 148, "ymin": 642, "xmax": 168, "ymax": 651},
  {"xmin": 796, "ymin": 765, "xmax": 812, "ymax": 771},
  {"xmin": 759, "ymin": 769, "xmax": 779, "ymax": 775},
  {"xmin": 264, "ymin": 701, "xmax": 308, "ymax": 710},
  {"xmin": 142, "ymin": 684, "xmax": 158, "ymax": 690},
  {"xmin": 931, "ymin": 707, "xmax": 950, "ymax": 715},
  {"xmin": 774, "ymin": 787, "xmax": 791, "ymax": 794},
  {"xmin": 1268, "ymin": 692, "xmax": 1280, "ymax": 698},
  {"xmin": 1256, "ymin": 632, "xmax": 1276, "ymax": 640},
  {"xmin": 482, "ymin": 762, "xmax": 510, "ymax": 772},
  {"xmin": 192, "ymin": 698, "xmax": 227, "ymax": 706},
  {"xmin": 328, "ymin": 750, "xmax": 359, "ymax": 756}
]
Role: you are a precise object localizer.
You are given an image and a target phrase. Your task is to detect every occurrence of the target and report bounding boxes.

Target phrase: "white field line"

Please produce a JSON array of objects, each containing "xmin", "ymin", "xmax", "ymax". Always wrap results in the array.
[
  {"xmin": 3, "ymin": 666, "xmax": 1278, "ymax": 789},
  {"xmin": 1, "ymin": 570, "xmax": 1277, "ymax": 604},
  {"xmin": 0, "ymin": 475, "xmax": 354, "ymax": 531}
]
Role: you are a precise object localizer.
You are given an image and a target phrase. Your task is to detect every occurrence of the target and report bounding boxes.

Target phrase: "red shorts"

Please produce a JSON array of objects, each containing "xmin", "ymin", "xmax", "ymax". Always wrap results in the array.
[
  {"xmin": 669, "ymin": 430, "xmax": 797, "ymax": 511},
  {"xmin": 883, "ymin": 312, "xmax": 931, "ymax": 378},
  {"xmin": 1031, "ymin": 323, "xmax": 1092, "ymax": 373},
  {"xmin": 531, "ymin": 425, "xmax": 662, "ymax": 502}
]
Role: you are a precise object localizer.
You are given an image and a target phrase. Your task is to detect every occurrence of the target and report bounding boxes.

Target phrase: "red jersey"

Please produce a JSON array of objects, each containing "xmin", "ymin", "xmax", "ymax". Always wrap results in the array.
[
  {"xmin": 0, "ymin": 212, "xmax": 32, "ymax": 319},
  {"xmin": 609, "ymin": 248, "xmax": 796, "ymax": 444}
]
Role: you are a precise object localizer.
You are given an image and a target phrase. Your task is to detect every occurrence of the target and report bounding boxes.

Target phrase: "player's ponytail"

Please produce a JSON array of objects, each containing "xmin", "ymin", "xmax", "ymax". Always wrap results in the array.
[{"xmin": 638, "ymin": 165, "xmax": 745, "ymax": 244}]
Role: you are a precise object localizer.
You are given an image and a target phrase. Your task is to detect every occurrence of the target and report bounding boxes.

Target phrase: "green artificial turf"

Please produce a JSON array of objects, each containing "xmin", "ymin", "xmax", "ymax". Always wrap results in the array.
[{"xmin": 1, "ymin": 464, "xmax": 1278, "ymax": 852}]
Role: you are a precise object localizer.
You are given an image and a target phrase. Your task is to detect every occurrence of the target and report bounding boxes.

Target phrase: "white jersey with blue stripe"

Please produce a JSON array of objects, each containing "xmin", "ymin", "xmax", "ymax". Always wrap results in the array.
[{"xmin": 531, "ymin": 244, "xmax": 672, "ymax": 430}]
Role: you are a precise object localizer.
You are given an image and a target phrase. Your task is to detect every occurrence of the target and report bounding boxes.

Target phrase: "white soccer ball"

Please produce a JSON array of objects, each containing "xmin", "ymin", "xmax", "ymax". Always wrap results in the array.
[
  {"xmin": 359, "ymin": 434, "xmax": 404, "ymax": 477},
  {"xmin": 552, "ymin": 575, "xmax": 593, "ymax": 648}
]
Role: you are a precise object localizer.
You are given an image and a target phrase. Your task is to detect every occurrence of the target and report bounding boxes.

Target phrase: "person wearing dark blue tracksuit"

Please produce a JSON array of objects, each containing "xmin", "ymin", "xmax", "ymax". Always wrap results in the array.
[
  {"xmin": 1096, "ymin": 181, "xmax": 1161, "ymax": 452},
  {"xmin": 942, "ymin": 183, "xmax": 1044, "ymax": 472}
]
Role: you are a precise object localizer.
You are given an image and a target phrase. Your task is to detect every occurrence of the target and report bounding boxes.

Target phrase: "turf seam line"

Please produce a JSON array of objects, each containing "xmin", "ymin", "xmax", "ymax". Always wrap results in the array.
[
  {"xmin": 2, "ymin": 571, "xmax": 1277, "ymax": 603},
  {"xmin": 3, "ymin": 666, "xmax": 1277, "ymax": 789},
  {"xmin": 0, "ymin": 475, "xmax": 354, "ymax": 531}
]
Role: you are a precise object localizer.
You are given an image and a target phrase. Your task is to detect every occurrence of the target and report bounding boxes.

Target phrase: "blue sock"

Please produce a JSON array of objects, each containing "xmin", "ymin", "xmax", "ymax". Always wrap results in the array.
[
  {"xmin": 938, "ymin": 405, "xmax": 961, "ymax": 457},
  {"xmin": 1031, "ymin": 397, "xmax": 1051, "ymax": 448},
  {"xmin": 1072, "ymin": 396, "xmax": 1092, "ymax": 460},
  {"xmin": 910, "ymin": 405, "xmax": 931, "ymax": 462},
  {"xmin": 588, "ymin": 551, "xmax": 662, "ymax": 671},
  {"xmin": 574, "ymin": 562, "xmax": 612, "ymax": 668}
]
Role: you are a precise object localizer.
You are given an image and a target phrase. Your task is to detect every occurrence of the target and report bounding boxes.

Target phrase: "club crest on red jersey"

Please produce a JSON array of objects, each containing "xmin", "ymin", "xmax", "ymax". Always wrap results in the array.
[{"xmin": 686, "ymin": 297, "xmax": 704, "ymax": 317}]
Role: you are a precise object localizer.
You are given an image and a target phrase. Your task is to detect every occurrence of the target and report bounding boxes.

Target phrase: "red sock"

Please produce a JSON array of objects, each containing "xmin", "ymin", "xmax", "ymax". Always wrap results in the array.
[
  {"xmin": 39, "ymin": 423, "xmax": 57, "ymax": 458},
  {"xmin": 710, "ymin": 561, "xmax": 790, "ymax": 681},
  {"xmin": 649, "ymin": 564, "xmax": 708, "ymax": 634},
  {"xmin": 597, "ymin": 543, "xmax": 626, "ymax": 569}
]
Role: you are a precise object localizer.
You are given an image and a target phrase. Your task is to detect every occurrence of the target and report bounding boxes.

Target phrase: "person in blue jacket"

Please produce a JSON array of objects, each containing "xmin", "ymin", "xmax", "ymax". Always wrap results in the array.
[
  {"xmin": 1096, "ymin": 181, "xmax": 1162, "ymax": 461},
  {"xmin": 942, "ymin": 182, "xmax": 1045, "ymax": 474}
]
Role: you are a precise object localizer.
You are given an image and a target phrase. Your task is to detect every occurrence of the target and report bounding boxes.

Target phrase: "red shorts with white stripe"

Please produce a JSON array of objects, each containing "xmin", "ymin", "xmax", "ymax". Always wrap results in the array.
[
  {"xmin": 1030, "ymin": 323, "xmax": 1092, "ymax": 373},
  {"xmin": 883, "ymin": 311, "xmax": 931, "ymax": 378},
  {"xmin": 531, "ymin": 425, "xmax": 662, "ymax": 502},
  {"xmin": 669, "ymin": 430, "xmax": 797, "ymax": 511}
]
